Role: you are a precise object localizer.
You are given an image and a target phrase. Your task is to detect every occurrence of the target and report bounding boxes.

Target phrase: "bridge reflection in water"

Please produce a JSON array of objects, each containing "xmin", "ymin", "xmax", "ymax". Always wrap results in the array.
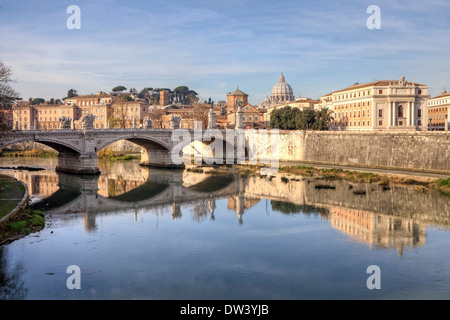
[{"xmin": 6, "ymin": 166, "xmax": 450, "ymax": 255}]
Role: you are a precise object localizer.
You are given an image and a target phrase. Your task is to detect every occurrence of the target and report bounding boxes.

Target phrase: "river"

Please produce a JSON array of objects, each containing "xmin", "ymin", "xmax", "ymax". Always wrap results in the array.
[{"xmin": 0, "ymin": 157, "xmax": 449, "ymax": 300}]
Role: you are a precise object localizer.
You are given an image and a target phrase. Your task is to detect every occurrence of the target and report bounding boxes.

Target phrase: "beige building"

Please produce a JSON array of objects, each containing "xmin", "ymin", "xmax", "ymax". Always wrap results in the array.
[
  {"xmin": 427, "ymin": 88, "xmax": 450, "ymax": 130},
  {"xmin": 324, "ymin": 77, "xmax": 429, "ymax": 131},
  {"xmin": 108, "ymin": 100, "xmax": 150, "ymax": 129},
  {"xmin": 13, "ymin": 103, "xmax": 77, "ymax": 130},
  {"xmin": 13, "ymin": 92, "xmax": 152, "ymax": 130},
  {"xmin": 227, "ymin": 103, "xmax": 266, "ymax": 129}
]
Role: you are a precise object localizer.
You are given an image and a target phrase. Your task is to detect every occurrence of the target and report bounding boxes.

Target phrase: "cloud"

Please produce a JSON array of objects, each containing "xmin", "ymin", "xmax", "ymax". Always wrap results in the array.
[{"xmin": 1, "ymin": 0, "xmax": 450, "ymax": 101}]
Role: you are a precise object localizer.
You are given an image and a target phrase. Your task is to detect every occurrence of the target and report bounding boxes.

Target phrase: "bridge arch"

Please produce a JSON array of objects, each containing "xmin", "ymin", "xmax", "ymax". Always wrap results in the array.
[
  {"xmin": 96, "ymin": 133, "xmax": 171, "ymax": 152},
  {"xmin": 0, "ymin": 137, "xmax": 82, "ymax": 155}
]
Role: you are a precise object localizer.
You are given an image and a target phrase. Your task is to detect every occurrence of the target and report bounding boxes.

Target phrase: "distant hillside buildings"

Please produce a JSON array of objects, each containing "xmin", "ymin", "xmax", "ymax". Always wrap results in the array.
[{"xmin": 11, "ymin": 75, "xmax": 450, "ymax": 131}]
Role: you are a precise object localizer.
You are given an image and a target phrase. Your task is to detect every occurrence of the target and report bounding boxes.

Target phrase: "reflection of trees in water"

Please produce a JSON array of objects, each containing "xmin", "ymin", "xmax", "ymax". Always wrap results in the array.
[
  {"xmin": 271, "ymin": 200, "xmax": 329, "ymax": 217},
  {"xmin": 188, "ymin": 200, "xmax": 216, "ymax": 223},
  {"xmin": 0, "ymin": 248, "xmax": 27, "ymax": 300}
]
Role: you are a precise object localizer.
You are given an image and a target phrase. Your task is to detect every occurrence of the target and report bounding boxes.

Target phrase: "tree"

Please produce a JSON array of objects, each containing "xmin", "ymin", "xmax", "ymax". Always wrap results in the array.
[
  {"xmin": 270, "ymin": 106, "xmax": 332, "ymax": 131},
  {"xmin": 112, "ymin": 86, "xmax": 127, "ymax": 93},
  {"xmin": 29, "ymin": 98, "xmax": 45, "ymax": 105},
  {"xmin": 0, "ymin": 60, "xmax": 20, "ymax": 110},
  {"xmin": 187, "ymin": 90, "xmax": 198, "ymax": 104},
  {"xmin": 0, "ymin": 60, "xmax": 20, "ymax": 131},
  {"xmin": 191, "ymin": 103, "xmax": 211, "ymax": 129},
  {"xmin": 312, "ymin": 108, "xmax": 334, "ymax": 130},
  {"xmin": 173, "ymin": 86, "xmax": 198, "ymax": 105},
  {"xmin": 67, "ymin": 89, "xmax": 78, "ymax": 98},
  {"xmin": 138, "ymin": 87, "xmax": 153, "ymax": 99},
  {"xmin": 296, "ymin": 109, "xmax": 315, "ymax": 130},
  {"xmin": 270, "ymin": 106, "xmax": 300, "ymax": 130}
]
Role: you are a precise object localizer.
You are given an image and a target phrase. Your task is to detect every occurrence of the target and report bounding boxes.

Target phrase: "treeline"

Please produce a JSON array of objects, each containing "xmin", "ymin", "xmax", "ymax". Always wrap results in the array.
[{"xmin": 270, "ymin": 106, "xmax": 333, "ymax": 130}]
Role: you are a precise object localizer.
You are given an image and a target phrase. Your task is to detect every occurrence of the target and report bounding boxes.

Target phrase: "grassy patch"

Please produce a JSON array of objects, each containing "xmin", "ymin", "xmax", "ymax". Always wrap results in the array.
[
  {"xmin": 0, "ymin": 149, "xmax": 57, "ymax": 158},
  {"xmin": 97, "ymin": 148, "xmax": 140, "ymax": 161},
  {"xmin": 434, "ymin": 178, "xmax": 450, "ymax": 197},
  {"xmin": 0, "ymin": 208, "xmax": 46, "ymax": 244}
]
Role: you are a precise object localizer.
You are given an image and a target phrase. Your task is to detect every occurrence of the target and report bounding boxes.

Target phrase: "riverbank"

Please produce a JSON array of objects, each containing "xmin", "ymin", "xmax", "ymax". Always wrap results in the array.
[
  {"xmin": 0, "ymin": 208, "xmax": 46, "ymax": 246},
  {"xmin": 0, "ymin": 148, "xmax": 141, "ymax": 161},
  {"xmin": 0, "ymin": 149, "xmax": 57, "ymax": 158},
  {"xmin": 0, "ymin": 174, "xmax": 46, "ymax": 246},
  {"xmin": 0, "ymin": 174, "xmax": 28, "ymax": 221},
  {"xmin": 97, "ymin": 148, "xmax": 141, "ymax": 161}
]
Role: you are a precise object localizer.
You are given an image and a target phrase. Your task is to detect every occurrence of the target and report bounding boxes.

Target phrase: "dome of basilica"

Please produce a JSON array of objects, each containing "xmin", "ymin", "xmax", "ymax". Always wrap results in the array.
[{"xmin": 270, "ymin": 73, "xmax": 295, "ymax": 104}]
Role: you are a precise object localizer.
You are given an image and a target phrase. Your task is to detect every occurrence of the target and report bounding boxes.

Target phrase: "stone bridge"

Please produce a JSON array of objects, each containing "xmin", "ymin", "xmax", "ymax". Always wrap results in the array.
[{"xmin": 0, "ymin": 128, "xmax": 277, "ymax": 174}]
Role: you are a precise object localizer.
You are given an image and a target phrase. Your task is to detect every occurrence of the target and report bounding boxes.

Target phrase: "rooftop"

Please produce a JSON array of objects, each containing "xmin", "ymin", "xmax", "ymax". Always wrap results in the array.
[
  {"xmin": 323, "ymin": 78, "xmax": 427, "ymax": 96},
  {"xmin": 227, "ymin": 86, "xmax": 248, "ymax": 96}
]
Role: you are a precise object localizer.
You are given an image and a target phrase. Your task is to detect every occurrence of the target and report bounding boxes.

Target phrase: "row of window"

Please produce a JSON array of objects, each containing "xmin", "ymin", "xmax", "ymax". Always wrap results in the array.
[
  {"xmin": 429, "ymin": 107, "xmax": 448, "ymax": 113},
  {"xmin": 430, "ymin": 114, "xmax": 448, "ymax": 120},
  {"xmin": 334, "ymin": 121, "xmax": 371, "ymax": 127},
  {"xmin": 242, "ymin": 115, "xmax": 260, "ymax": 122},
  {"xmin": 376, "ymin": 108, "xmax": 422, "ymax": 118},
  {"xmin": 333, "ymin": 89, "xmax": 423, "ymax": 102},
  {"xmin": 428, "ymin": 99, "xmax": 449, "ymax": 106},
  {"xmin": 334, "ymin": 90, "xmax": 372, "ymax": 101},
  {"xmin": 334, "ymin": 101, "xmax": 372, "ymax": 109},
  {"xmin": 335, "ymin": 109, "xmax": 371, "ymax": 119}
]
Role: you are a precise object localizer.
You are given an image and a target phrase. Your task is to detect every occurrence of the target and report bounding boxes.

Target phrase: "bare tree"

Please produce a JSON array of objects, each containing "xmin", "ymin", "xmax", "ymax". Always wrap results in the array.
[
  {"xmin": 0, "ymin": 60, "xmax": 20, "ymax": 131},
  {"xmin": 110, "ymin": 99, "xmax": 129, "ymax": 129},
  {"xmin": 191, "ymin": 103, "xmax": 211, "ymax": 129},
  {"xmin": 147, "ymin": 105, "xmax": 166, "ymax": 128}
]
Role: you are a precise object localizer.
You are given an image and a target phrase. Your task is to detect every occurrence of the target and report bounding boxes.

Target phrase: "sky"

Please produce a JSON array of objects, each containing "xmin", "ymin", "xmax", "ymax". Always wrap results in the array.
[{"xmin": 1, "ymin": 0, "xmax": 450, "ymax": 105}]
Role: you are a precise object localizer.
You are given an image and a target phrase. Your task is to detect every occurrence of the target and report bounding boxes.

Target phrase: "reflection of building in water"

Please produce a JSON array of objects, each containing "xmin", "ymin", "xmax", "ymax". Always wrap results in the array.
[
  {"xmin": 8, "ymin": 171, "xmax": 59, "ymax": 199},
  {"xmin": 171, "ymin": 203, "xmax": 182, "ymax": 220},
  {"xmin": 228, "ymin": 195, "xmax": 260, "ymax": 224},
  {"xmin": 329, "ymin": 206, "xmax": 426, "ymax": 254},
  {"xmin": 83, "ymin": 212, "xmax": 97, "ymax": 233},
  {"xmin": 97, "ymin": 177, "xmax": 144, "ymax": 197}
]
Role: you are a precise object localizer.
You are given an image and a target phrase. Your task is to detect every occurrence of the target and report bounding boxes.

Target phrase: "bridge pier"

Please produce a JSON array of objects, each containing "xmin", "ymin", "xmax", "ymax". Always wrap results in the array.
[
  {"xmin": 139, "ymin": 147, "xmax": 184, "ymax": 169},
  {"xmin": 56, "ymin": 152, "xmax": 100, "ymax": 175}
]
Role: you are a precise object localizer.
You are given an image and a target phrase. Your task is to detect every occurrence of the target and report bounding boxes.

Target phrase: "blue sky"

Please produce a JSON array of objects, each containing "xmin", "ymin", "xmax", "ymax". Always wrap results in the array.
[{"xmin": 1, "ymin": 0, "xmax": 450, "ymax": 104}]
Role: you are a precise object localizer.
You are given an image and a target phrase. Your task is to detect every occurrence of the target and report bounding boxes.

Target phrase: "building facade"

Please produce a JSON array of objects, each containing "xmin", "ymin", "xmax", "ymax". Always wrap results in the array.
[
  {"xmin": 227, "ymin": 87, "xmax": 248, "ymax": 110},
  {"xmin": 227, "ymin": 103, "xmax": 266, "ymax": 129},
  {"xmin": 325, "ymin": 77, "xmax": 429, "ymax": 131},
  {"xmin": 427, "ymin": 89, "xmax": 450, "ymax": 130}
]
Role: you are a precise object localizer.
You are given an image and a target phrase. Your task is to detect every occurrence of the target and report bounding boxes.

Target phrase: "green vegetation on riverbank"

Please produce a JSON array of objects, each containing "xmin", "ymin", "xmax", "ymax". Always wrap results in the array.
[
  {"xmin": 0, "ymin": 208, "xmax": 46, "ymax": 245},
  {"xmin": 436, "ymin": 178, "xmax": 450, "ymax": 197},
  {"xmin": 0, "ymin": 148, "xmax": 141, "ymax": 161},
  {"xmin": 97, "ymin": 147, "xmax": 140, "ymax": 161},
  {"xmin": 0, "ymin": 149, "xmax": 57, "ymax": 158}
]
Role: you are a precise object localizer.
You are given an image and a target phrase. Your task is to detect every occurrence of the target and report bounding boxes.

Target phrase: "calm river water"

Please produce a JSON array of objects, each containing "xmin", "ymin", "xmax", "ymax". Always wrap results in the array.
[{"xmin": 1, "ymin": 157, "xmax": 450, "ymax": 300}]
